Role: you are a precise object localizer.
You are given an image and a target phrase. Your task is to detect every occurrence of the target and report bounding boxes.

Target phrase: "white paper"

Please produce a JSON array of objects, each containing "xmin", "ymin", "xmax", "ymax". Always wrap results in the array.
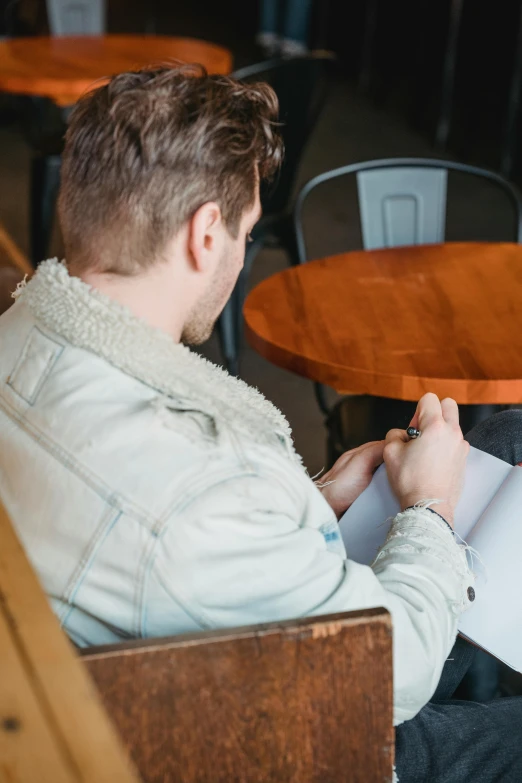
[
  {"xmin": 459, "ymin": 467, "xmax": 522, "ymax": 671},
  {"xmin": 339, "ymin": 446, "xmax": 522, "ymax": 670},
  {"xmin": 340, "ymin": 446, "xmax": 511, "ymax": 564}
]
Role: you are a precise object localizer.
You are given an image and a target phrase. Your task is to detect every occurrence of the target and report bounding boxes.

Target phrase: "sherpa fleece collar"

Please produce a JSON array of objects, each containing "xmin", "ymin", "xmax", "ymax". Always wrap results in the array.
[{"xmin": 15, "ymin": 259, "xmax": 298, "ymax": 457}]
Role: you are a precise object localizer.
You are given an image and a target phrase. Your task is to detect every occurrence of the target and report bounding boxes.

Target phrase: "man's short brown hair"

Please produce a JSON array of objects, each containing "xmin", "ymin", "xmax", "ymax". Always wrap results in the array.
[{"xmin": 58, "ymin": 65, "xmax": 282, "ymax": 274}]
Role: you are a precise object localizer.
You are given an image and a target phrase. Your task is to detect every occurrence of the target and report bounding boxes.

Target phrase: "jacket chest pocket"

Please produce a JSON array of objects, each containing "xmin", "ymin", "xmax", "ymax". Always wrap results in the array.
[{"xmin": 7, "ymin": 327, "xmax": 64, "ymax": 405}]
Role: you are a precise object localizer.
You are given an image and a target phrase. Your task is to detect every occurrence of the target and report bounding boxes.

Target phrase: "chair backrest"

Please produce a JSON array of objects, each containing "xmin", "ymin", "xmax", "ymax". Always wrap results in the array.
[
  {"xmin": 294, "ymin": 157, "xmax": 522, "ymax": 262},
  {"xmin": 357, "ymin": 166, "xmax": 448, "ymax": 248},
  {"xmin": 82, "ymin": 608, "xmax": 393, "ymax": 783},
  {"xmin": 233, "ymin": 54, "xmax": 334, "ymax": 217},
  {"xmin": 47, "ymin": 0, "xmax": 106, "ymax": 35}
]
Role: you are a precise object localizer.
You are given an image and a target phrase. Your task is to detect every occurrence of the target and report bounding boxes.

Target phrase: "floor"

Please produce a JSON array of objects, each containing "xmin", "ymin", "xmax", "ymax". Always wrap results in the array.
[{"xmin": 0, "ymin": 4, "xmax": 518, "ymax": 475}]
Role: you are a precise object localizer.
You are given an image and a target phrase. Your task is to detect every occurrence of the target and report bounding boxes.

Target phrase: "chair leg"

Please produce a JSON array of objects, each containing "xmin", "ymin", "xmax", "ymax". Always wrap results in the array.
[
  {"xmin": 217, "ymin": 238, "xmax": 264, "ymax": 375},
  {"xmin": 231, "ymin": 239, "xmax": 265, "ymax": 372},
  {"xmin": 314, "ymin": 383, "xmax": 331, "ymax": 417},
  {"xmin": 283, "ymin": 224, "xmax": 300, "ymax": 267},
  {"xmin": 274, "ymin": 214, "xmax": 300, "ymax": 266},
  {"xmin": 30, "ymin": 153, "xmax": 62, "ymax": 268},
  {"xmin": 217, "ymin": 296, "xmax": 239, "ymax": 376}
]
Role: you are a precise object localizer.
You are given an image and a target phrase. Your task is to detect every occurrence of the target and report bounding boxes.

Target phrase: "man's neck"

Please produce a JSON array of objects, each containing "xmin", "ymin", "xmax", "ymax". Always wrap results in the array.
[{"xmin": 70, "ymin": 263, "xmax": 187, "ymax": 341}]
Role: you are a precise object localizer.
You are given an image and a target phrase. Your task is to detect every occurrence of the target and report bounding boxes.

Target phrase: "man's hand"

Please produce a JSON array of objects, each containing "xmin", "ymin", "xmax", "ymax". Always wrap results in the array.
[
  {"xmin": 384, "ymin": 393, "xmax": 469, "ymax": 526},
  {"xmin": 319, "ymin": 441, "xmax": 385, "ymax": 519}
]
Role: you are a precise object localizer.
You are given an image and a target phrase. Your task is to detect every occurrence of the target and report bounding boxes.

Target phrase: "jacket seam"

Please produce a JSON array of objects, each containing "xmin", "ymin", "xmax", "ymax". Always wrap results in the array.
[
  {"xmin": 140, "ymin": 469, "xmax": 309, "ymax": 634},
  {"xmin": 144, "ymin": 566, "xmax": 214, "ymax": 635},
  {"xmin": 61, "ymin": 510, "xmax": 123, "ymax": 629},
  {"xmin": 0, "ymin": 393, "xmax": 155, "ymax": 528},
  {"xmin": 139, "ymin": 468, "xmax": 274, "ymax": 634},
  {"xmin": 156, "ymin": 463, "xmax": 307, "ymax": 534},
  {"xmin": 62, "ymin": 506, "xmax": 122, "ymax": 605},
  {"xmin": 155, "ymin": 467, "xmax": 260, "ymax": 531}
]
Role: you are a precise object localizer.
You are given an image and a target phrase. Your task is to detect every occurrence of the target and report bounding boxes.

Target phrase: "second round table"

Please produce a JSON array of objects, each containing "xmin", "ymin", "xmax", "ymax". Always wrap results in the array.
[{"xmin": 244, "ymin": 242, "xmax": 522, "ymax": 405}]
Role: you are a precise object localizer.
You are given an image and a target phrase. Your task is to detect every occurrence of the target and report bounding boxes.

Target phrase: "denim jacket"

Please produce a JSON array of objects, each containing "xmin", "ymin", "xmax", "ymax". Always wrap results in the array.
[{"xmin": 0, "ymin": 260, "xmax": 474, "ymax": 725}]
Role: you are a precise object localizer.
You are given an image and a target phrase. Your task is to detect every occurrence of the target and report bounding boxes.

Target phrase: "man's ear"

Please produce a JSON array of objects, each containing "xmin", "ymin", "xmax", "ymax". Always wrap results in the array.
[{"xmin": 187, "ymin": 202, "xmax": 224, "ymax": 272}]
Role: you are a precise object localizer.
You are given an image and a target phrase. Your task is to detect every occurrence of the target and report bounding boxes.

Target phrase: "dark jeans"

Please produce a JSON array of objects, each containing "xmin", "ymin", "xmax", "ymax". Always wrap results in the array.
[{"xmin": 396, "ymin": 410, "xmax": 522, "ymax": 782}]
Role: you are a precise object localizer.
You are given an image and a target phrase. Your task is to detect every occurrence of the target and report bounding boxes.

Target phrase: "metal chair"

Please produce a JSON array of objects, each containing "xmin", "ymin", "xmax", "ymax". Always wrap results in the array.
[
  {"xmin": 293, "ymin": 157, "xmax": 522, "ymax": 463},
  {"xmin": 46, "ymin": 0, "xmax": 105, "ymax": 35},
  {"xmin": 217, "ymin": 53, "xmax": 334, "ymax": 376},
  {"xmin": 29, "ymin": 110, "xmax": 69, "ymax": 268}
]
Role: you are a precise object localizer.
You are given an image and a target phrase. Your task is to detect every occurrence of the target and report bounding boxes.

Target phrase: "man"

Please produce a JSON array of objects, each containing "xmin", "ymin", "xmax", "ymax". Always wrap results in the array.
[{"xmin": 1, "ymin": 65, "xmax": 521, "ymax": 781}]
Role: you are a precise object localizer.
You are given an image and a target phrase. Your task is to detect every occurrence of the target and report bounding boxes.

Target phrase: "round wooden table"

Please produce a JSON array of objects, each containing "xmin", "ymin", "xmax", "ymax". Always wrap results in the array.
[
  {"xmin": 0, "ymin": 35, "xmax": 233, "ymax": 106},
  {"xmin": 244, "ymin": 242, "xmax": 522, "ymax": 405}
]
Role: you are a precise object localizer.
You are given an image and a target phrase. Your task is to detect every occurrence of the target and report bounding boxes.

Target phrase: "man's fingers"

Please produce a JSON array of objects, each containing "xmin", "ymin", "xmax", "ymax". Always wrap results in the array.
[
  {"xmin": 361, "ymin": 440, "xmax": 386, "ymax": 470},
  {"xmin": 441, "ymin": 397, "xmax": 460, "ymax": 429},
  {"xmin": 357, "ymin": 439, "xmax": 386, "ymax": 452},
  {"xmin": 385, "ymin": 428, "xmax": 409, "ymax": 443},
  {"xmin": 413, "ymin": 394, "xmax": 459, "ymax": 433},
  {"xmin": 338, "ymin": 440, "xmax": 383, "ymax": 462},
  {"xmin": 330, "ymin": 441, "xmax": 385, "ymax": 472},
  {"xmin": 416, "ymin": 392, "xmax": 443, "ymax": 430}
]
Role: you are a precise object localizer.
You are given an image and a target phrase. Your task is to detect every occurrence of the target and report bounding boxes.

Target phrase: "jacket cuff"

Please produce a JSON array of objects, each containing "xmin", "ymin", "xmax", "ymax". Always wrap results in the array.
[
  {"xmin": 403, "ymin": 503, "xmax": 453, "ymax": 533},
  {"xmin": 374, "ymin": 506, "xmax": 476, "ymax": 615}
]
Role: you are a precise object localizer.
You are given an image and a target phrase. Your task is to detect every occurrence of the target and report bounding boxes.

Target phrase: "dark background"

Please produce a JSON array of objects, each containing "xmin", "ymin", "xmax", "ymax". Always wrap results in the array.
[{"xmin": 4, "ymin": 0, "xmax": 521, "ymax": 178}]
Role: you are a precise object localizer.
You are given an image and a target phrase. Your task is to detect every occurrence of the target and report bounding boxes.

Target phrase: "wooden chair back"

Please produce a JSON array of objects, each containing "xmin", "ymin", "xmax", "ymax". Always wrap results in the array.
[{"xmin": 82, "ymin": 609, "xmax": 394, "ymax": 783}]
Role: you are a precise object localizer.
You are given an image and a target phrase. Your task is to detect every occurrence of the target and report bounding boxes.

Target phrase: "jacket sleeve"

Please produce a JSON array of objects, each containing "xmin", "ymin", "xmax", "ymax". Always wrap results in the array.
[{"xmin": 149, "ymin": 470, "xmax": 474, "ymax": 725}]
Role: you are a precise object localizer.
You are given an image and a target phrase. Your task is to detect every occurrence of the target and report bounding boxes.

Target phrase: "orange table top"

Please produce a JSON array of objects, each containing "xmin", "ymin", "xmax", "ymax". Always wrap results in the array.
[
  {"xmin": 0, "ymin": 35, "xmax": 233, "ymax": 106},
  {"xmin": 244, "ymin": 242, "xmax": 522, "ymax": 405}
]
